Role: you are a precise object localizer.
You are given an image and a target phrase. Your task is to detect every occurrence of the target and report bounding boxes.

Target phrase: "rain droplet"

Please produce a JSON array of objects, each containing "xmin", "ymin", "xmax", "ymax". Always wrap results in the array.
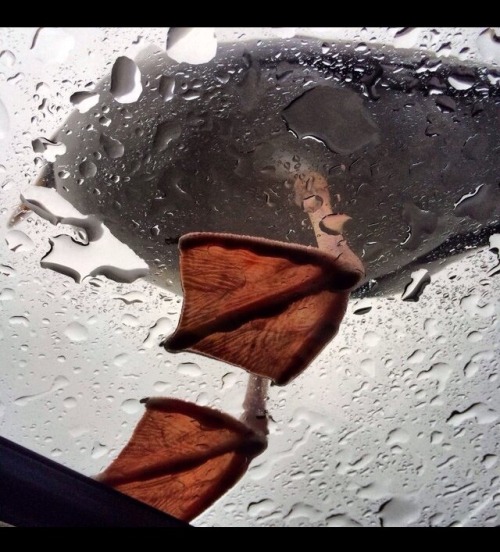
[
  {"xmin": 464, "ymin": 350, "xmax": 495, "ymax": 378},
  {"xmin": 153, "ymin": 121, "xmax": 182, "ymax": 152},
  {"xmin": 31, "ymin": 137, "xmax": 66, "ymax": 162},
  {"xmin": 378, "ymin": 496, "xmax": 421, "ymax": 527},
  {"xmin": 466, "ymin": 331, "xmax": 482, "ymax": 343},
  {"xmin": 447, "ymin": 403, "xmax": 498, "ymax": 427},
  {"xmin": 408, "ymin": 349, "xmax": 425, "ymax": 364},
  {"xmin": 386, "ymin": 428, "xmax": 410, "ymax": 446},
  {"xmin": 360, "ymin": 358, "xmax": 376, "ymax": 378},
  {"xmin": 401, "ymin": 202, "xmax": 438, "ymax": 250},
  {"xmin": 430, "ymin": 431, "xmax": 443, "ymax": 444},
  {"xmin": 282, "ymin": 86, "xmax": 379, "ymax": 155},
  {"xmin": 121, "ymin": 313, "xmax": 139, "ymax": 327},
  {"xmin": 70, "ymin": 91, "xmax": 100, "ymax": 113},
  {"xmin": 393, "ymin": 27, "xmax": 421, "ymax": 49},
  {"xmin": 0, "ymin": 50, "xmax": 16, "ymax": 67},
  {"xmin": 9, "ymin": 315, "xmax": 29, "ymax": 327},
  {"xmin": 326, "ymin": 514, "xmax": 362, "ymax": 527},
  {"xmin": 166, "ymin": 27, "xmax": 217, "ymax": 65},
  {"xmin": 477, "ymin": 28, "xmax": 500, "ymax": 65},
  {"xmin": 114, "ymin": 291, "xmax": 146, "ymax": 304},
  {"xmin": 143, "ymin": 317, "xmax": 173, "ymax": 349},
  {"xmin": 0, "ymin": 97, "xmax": 10, "ymax": 140},
  {"xmin": 177, "ymin": 362, "xmax": 202, "ymax": 378},
  {"xmin": 63, "ymin": 397, "xmax": 77, "ymax": 409},
  {"xmin": 91, "ymin": 442, "xmax": 108, "ymax": 459},
  {"xmin": 448, "ymin": 74, "xmax": 475, "ymax": 90},
  {"xmin": 0, "ymin": 264, "xmax": 16, "ymax": 277},
  {"xmin": 110, "ymin": 56, "xmax": 142, "ymax": 104},
  {"xmin": 435, "ymin": 95, "xmax": 456, "ymax": 113},
  {"xmin": 0, "ymin": 288, "xmax": 15, "ymax": 301},
  {"xmin": 158, "ymin": 75, "xmax": 175, "ymax": 101},
  {"xmin": 482, "ymin": 454, "xmax": 498, "ymax": 470},
  {"xmin": 63, "ymin": 321, "xmax": 89, "ymax": 343},
  {"xmin": 460, "ymin": 294, "xmax": 495, "ymax": 318},
  {"xmin": 363, "ymin": 330, "xmax": 381, "ymax": 347},
  {"xmin": 79, "ymin": 160, "xmax": 97, "ymax": 178},
  {"xmin": 182, "ymin": 90, "xmax": 201, "ymax": 101},
  {"xmin": 121, "ymin": 398, "xmax": 141, "ymax": 414},
  {"xmin": 302, "ymin": 195, "xmax": 323, "ymax": 213},
  {"xmin": 454, "ymin": 183, "xmax": 497, "ymax": 222},
  {"xmin": 153, "ymin": 381, "xmax": 169, "ymax": 393},
  {"xmin": 417, "ymin": 362, "xmax": 452, "ymax": 395},
  {"xmin": 402, "ymin": 269, "xmax": 431, "ymax": 302},
  {"xmin": 99, "ymin": 133, "xmax": 124, "ymax": 159},
  {"xmin": 32, "ymin": 28, "xmax": 75, "ymax": 64},
  {"xmin": 353, "ymin": 299, "xmax": 372, "ymax": 315},
  {"xmin": 424, "ymin": 318, "xmax": 439, "ymax": 337},
  {"xmin": 113, "ymin": 353, "xmax": 129, "ymax": 367},
  {"xmin": 272, "ymin": 28, "xmax": 296, "ymax": 39}
]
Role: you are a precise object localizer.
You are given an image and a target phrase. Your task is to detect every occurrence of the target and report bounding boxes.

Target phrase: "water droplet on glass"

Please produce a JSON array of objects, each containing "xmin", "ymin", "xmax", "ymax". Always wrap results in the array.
[
  {"xmin": 153, "ymin": 381, "xmax": 169, "ymax": 393},
  {"xmin": 63, "ymin": 321, "xmax": 89, "ymax": 343},
  {"xmin": 153, "ymin": 121, "xmax": 182, "ymax": 152},
  {"xmin": 91, "ymin": 442, "xmax": 108, "ymax": 459},
  {"xmin": 447, "ymin": 403, "xmax": 498, "ymax": 427},
  {"xmin": 282, "ymin": 86, "xmax": 379, "ymax": 155},
  {"xmin": 0, "ymin": 97, "xmax": 9, "ymax": 140},
  {"xmin": 386, "ymin": 428, "xmax": 410, "ymax": 446},
  {"xmin": 326, "ymin": 514, "xmax": 362, "ymax": 527},
  {"xmin": 301, "ymin": 195, "xmax": 323, "ymax": 214},
  {"xmin": 0, "ymin": 288, "xmax": 15, "ymax": 301},
  {"xmin": 63, "ymin": 397, "xmax": 77, "ymax": 409},
  {"xmin": 247, "ymin": 498, "xmax": 276, "ymax": 519},
  {"xmin": 166, "ymin": 27, "xmax": 217, "ymax": 65},
  {"xmin": 32, "ymin": 28, "xmax": 75, "ymax": 64},
  {"xmin": 448, "ymin": 74, "xmax": 475, "ymax": 90},
  {"xmin": 121, "ymin": 398, "xmax": 141, "ymax": 414},
  {"xmin": 353, "ymin": 299, "xmax": 372, "ymax": 315},
  {"xmin": 401, "ymin": 269, "xmax": 431, "ymax": 302},
  {"xmin": 79, "ymin": 160, "xmax": 97, "ymax": 178},
  {"xmin": 121, "ymin": 313, "xmax": 139, "ymax": 327},
  {"xmin": 454, "ymin": 183, "xmax": 497, "ymax": 222},
  {"xmin": 477, "ymin": 28, "xmax": 500, "ymax": 65},
  {"xmin": 0, "ymin": 50, "xmax": 16, "ymax": 67},
  {"xmin": 100, "ymin": 133, "xmax": 124, "ymax": 159},
  {"xmin": 182, "ymin": 89, "xmax": 201, "ymax": 101},
  {"xmin": 360, "ymin": 358, "xmax": 376, "ymax": 378},
  {"xmin": 143, "ymin": 317, "xmax": 173, "ymax": 349},
  {"xmin": 466, "ymin": 331, "xmax": 482, "ymax": 343},
  {"xmin": 110, "ymin": 56, "xmax": 142, "ymax": 104},
  {"xmin": 114, "ymin": 291, "xmax": 146, "ymax": 304},
  {"xmin": 378, "ymin": 496, "xmax": 421, "ymax": 527},
  {"xmin": 9, "ymin": 315, "xmax": 29, "ymax": 327},
  {"xmin": 393, "ymin": 27, "xmax": 421, "ymax": 49},
  {"xmin": 417, "ymin": 362, "xmax": 452, "ymax": 395},
  {"xmin": 272, "ymin": 28, "xmax": 296, "ymax": 39},
  {"xmin": 31, "ymin": 137, "xmax": 66, "ymax": 162},
  {"xmin": 362, "ymin": 330, "xmax": 381, "ymax": 347},
  {"xmin": 435, "ymin": 95, "xmax": 456, "ymax": 113},
  {"xmin": 158, "ymin": 75, "xmax": 175, "ymax": 101},
  {"xmin": 401, "ymin": 202, "xmax": 438, "ymax": 250},
  {"xmin": 177, "ymin": 362, "xmax": 202, "ymax": 378},
  {"xmin": 482, "ymin": 454, "xmax": 498, "ymax": 470},
  {"xmin": 70, "ymin": 91, "xmax": 100, "ymax": 113},
  {"xmin": 113, "ymin": 353, "xmax": 129, "ymax": 367}
]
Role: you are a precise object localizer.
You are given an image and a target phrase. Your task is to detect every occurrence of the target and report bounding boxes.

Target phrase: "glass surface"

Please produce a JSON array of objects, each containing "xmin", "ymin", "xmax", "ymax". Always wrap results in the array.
[{"xmin": 0, "ymin": 27, "xmax": 499, "ymax": 526}]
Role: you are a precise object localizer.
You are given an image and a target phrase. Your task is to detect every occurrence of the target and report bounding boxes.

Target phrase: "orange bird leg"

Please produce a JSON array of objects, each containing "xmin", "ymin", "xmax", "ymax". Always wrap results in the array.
[
  {"xmin": 163, "ymin": 173, "xmax": 364, "ymax": 386},
  {"xmin": 96, "ymin": 398, "xmax": 266, "ymax": 522}
]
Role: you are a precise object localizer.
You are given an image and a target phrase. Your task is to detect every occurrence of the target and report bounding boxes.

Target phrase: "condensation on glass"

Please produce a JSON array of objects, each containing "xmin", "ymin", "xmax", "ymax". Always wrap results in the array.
[{"xmin": 0, "ymin": 27, "xmax": 499, "ymax": 527}]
